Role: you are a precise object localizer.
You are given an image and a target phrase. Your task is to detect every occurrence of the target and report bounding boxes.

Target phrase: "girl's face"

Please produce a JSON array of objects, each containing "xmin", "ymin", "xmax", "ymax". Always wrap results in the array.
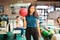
[
  {"xmin": 29, "ymin": 6, "xmax": 35, "ymax": 14},
  {"xmin": 58, "ymin": 18, "xmax": 60, "ymax": 23}
]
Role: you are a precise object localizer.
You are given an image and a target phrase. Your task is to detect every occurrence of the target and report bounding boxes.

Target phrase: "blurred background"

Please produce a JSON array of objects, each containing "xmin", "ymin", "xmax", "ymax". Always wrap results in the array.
[{"xmin": 0, "ymin": 0, "xmax": 60, "ymax": 40}]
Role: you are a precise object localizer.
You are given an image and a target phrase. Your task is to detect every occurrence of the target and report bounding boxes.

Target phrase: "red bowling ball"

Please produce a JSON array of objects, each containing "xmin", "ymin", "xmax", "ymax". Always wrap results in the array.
[{"xmin": 19, "ymin": 8, "xmax": 28, "ymax": 17}]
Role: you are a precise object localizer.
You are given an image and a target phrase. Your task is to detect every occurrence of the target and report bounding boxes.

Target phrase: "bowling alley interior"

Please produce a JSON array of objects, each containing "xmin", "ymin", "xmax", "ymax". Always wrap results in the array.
[{"xmin": 0, "ymin": 0, "xmax": 60, "ymax": 40}]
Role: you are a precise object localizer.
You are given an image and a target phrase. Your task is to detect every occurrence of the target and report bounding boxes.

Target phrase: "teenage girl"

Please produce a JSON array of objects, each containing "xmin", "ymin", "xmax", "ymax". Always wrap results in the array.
[{"xmin": 24, "ymin": 4, "xmax": 41, "ymax": 40}]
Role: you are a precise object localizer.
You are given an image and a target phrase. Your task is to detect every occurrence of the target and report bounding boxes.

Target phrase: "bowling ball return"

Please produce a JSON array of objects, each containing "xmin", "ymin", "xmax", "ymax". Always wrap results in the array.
[{"xmin": 40, "ymin": 27, "xmax": 55, "ymax": 40}]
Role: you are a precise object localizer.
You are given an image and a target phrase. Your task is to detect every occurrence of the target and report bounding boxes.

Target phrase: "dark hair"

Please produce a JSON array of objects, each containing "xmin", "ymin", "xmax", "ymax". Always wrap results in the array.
[
  {"xmin": 57, "ymin": 17, "xmax": 60, "ymax": 23},
  {"xmin": 27, "ymin": 4, "xmax": 38, "ymax": 18},
  {"xmin": 16, "ymin": 16, "xmax": 20, "ymax": 19}
]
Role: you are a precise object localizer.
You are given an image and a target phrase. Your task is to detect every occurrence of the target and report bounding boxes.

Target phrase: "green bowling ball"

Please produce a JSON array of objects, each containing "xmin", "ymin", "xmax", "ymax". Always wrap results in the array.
[{"xmin": 42, "ymin": 30, "xmax": 50, "ymax": 37}]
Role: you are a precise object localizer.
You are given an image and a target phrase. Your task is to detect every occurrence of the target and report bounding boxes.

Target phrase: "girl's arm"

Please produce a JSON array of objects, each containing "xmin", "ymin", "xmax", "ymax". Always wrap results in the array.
[
  {"xmin": 23, "ymin": 17, "xmax": 27, "ymax": 29},
  {"xmin": 36, "ymin": 19, "xmax": 41, "ymax": 37}
]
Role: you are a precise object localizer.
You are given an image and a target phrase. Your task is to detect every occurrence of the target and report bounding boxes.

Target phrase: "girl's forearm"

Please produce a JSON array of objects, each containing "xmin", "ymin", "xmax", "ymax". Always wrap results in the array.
[{"xmin": 23, "ymin": 17, "xmax": 27, "ymax": 29}]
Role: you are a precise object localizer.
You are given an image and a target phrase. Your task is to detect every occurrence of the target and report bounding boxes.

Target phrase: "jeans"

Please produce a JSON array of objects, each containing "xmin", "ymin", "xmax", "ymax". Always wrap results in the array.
[
  {"xmin": 14, "ymin": 27, "xmax": 24, "ymax": 36},
  {"xmin": 25, "ymin": 27, "xmax": 39, "ymax": 40}
]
